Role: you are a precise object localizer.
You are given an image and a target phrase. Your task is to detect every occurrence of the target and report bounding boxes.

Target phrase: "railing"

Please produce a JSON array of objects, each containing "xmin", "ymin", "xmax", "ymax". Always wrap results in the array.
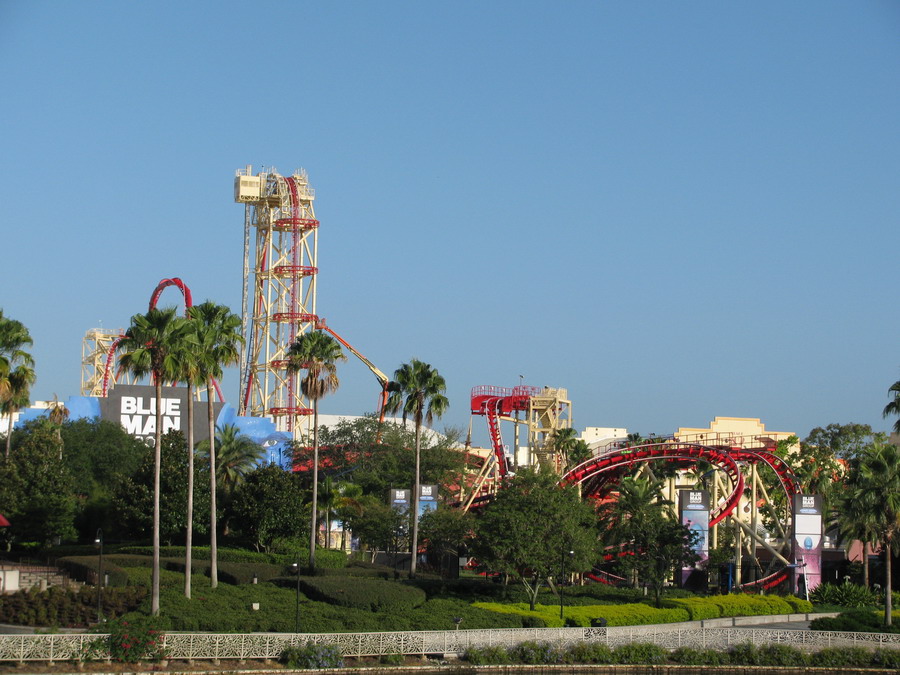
[{"xmin": 2, "ymin": 620, "xmax": 900, "ymax": 664}]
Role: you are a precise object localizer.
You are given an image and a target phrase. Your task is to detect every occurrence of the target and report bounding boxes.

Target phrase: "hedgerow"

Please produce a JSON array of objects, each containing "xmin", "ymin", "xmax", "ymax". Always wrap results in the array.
[
  {"xmin": 472, "ymin": 601, "xmax": 689, "ymax": 628},
  {"xmin": 0, "ymin": 585, "xmax": 146, "ymax": 627}
]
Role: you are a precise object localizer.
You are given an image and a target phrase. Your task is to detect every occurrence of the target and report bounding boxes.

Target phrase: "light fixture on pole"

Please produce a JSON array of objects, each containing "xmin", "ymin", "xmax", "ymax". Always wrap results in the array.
[
  {"xmin": 291, "ymin": 560, "xmax": 301, "ymax": 633},
  {"xmin": 94, "ymin": 529, "xmax": 104, "ymax": 623}
]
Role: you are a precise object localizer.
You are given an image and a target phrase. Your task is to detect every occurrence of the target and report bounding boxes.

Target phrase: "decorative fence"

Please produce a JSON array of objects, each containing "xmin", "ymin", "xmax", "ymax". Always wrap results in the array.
[{"xmin": 2, "ymin": 624, "xmax": 900, "ymax": 664}]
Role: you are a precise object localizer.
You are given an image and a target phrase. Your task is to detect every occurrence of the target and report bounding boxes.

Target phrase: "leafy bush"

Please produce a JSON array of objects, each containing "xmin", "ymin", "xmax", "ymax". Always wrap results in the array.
[
  {"xmin": 611, "ymin": 642, "xmax": 667, "ymax": 664},
  {"xmin": 810, "ymin": 608, "xmax": 900, "ymax": 633},
  {"xmin": 810, "ymin": 581, "xmax": 877, "ymax": 608},
  {"xmin": 116, "ymin": 545, "xmax": 348, "ymax": 569},
  {"xmin": 670, "ymin": 647, "xmax": 728, "ymax": 665},
  {"xmin": 0, "ymin": 585, "xmax": 146, "ymax": 627},
  {"xmin": 473, "ymin": 601, "xmax": 688, "ymax": 628},
  {"xmin": 298, "ymin": 576, "xmax": 426, "ymax": 613},
  {"xmin": 561, "ymin": 642, "xmax": 613, "ymax": 664},
  {"xmin": 104, "ymin": 616, "xmax": 166, "ymax": 663},
  {"xmin": 728, "ymin": 642, "xmax": 760, "ymax": 665},
  {"xmin": 757, "ymin": 644, "xmax": 807, "ymax": 667},
  {"xmin": 809, "ymin": 646, "xmax": 873, "ymax": 668},
  {"xmin": 379, "ymin": 653, "xmax": 404, "ymax": 665},
  {"xmin": 463, "ymin": 646, "xmax": 511, "ymax": 665},
  {"xmin": 279, "ymin": 644, "xmax": 343, "ymax": 669},
  {"xmin": 781, "ymin": 594, "xmax": 813, "ymax": 612},
  {"xmin": 872, "ymin": 648, "xmax": 900, "ymax": 669},
  {"xmin": 511, "ymin": 641, "xmax": 562, "ymax": 664}
]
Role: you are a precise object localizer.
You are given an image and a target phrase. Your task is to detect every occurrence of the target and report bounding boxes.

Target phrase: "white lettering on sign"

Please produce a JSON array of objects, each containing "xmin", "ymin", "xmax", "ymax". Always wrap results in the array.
[
  {"xmin": 119, "ymin": 395, "xmax": 182, "ymax": 441},
  {"xmin": 803, "ymin": 496, "xmax": 815, "ymax": 508},
  {"xmin": 690, "ymin": 492, "xmax": 702, "ymax": 503}
]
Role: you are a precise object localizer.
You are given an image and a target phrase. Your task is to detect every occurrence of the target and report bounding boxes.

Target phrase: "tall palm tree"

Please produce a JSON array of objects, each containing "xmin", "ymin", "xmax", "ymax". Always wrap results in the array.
[
  {"xmin": 45, "ymin": 394, "xmax": 69, "ymax": 459},
  {"xmin": 385, "ymin": 359, "xmax": 449, "ymax": 578},
  {"xmin": 198, "ymin": 424, "xmax": 265, "ymax": 494},
  {"xmin": 884, "ymin": 380, "xmax": 900, "ymax": 433},
  {"xmin": 287, "ymin": 331, "xmax": 346, "ymax": 570},
  {"xmin": 169, "ymin": 327, "xmax": 203, "ymax": 599},
  {"xmin": 854, "ymin": 441, "xmax": 900, "ymax": 626},
  {"xmin": 2, "ymin": 366, "xmax": 34, "ymax": 458},
  {"xmin": 117, "ymin": 306, "xmax": 189, "ymax": 616},
  {"xmin": 0, "ymin": 311, "xmax": 34, "ymax": 457},
  {"xmin": 189, "ymin": 302, "xmax": 243, "ymax": 589}
]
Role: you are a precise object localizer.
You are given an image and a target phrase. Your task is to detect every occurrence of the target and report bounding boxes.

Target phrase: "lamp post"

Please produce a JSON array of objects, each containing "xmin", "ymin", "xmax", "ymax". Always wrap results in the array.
[
  {"xmin": 560, "ymin": 546, "xmax": 574, "ymax": 621},
  {"xmin": 94, "ymin": 529, "xmax": 104, "ymax": 623},
  {"xmin": 291, "ymin": 560, "xmax": 301, "ymax": 633}
]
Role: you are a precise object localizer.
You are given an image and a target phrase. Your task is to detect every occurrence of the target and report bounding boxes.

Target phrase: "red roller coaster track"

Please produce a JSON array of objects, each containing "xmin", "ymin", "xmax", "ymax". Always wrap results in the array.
[{"xmin": 101, "ymin": 277, "xmax": 223, "ymax": 402}]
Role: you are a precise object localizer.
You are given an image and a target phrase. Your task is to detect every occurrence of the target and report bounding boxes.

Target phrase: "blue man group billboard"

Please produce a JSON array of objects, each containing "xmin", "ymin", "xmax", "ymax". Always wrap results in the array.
[{"xmin": 679, "ymin": 489, "xmax": 710, "ymax": 586}]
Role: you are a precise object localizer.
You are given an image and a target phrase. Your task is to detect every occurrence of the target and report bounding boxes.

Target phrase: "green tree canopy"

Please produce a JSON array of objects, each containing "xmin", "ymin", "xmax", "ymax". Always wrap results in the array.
[
  {"xmin": 229, "ymin": 463, "xmax": 309, "ymax": 553},
  {"xmin": 470, "ymin": 467, "xmax": 597, "ymax": 610}
]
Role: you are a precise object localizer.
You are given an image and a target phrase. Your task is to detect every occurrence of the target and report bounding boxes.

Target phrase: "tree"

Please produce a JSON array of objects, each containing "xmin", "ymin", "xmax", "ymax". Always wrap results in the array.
[
  {"xmin": 229, "ymin": 463, "xmax": 309, "ymax": 553},
  {"xmin": 198, "ymin": 424, "xmax": 265, "ymax": 495},
  {"xmin": 418, "ymin": 506, "xmax": 473, "ymax": 577},
  {"xmin": 1, "ymin": 366, "xmax": 34, "ymax": 458},
  {"xmin": 113, "ymin": 430, "xmax": 211, "ymax": 545},
  {"xmin": 0, "ymin": 420, "xmax": 77, "ymax": 549},
  {"xmin": 168, "ymin": 323, "xmax": 203, "ymax": 599},
  {"xmin": 385, "ymin": 359, "xmax": 449, "ymax": 578},
  {"xmin": 333, "ymin": 481, "xmax": 364, "ymax": 551},
  {"xmin": 598, "ymin": 475, "xmax": 697, "ymax": 604},
  {"xmin": 344, "ymin": 495, "xmax": 408, "ymax": 562},
  {"xmin": 0, "ymin": 310, "xmax": 34, "ymax": 458},
  {"xmin": 287, "ymin": 331, "xmax": 346, "ymax": 570},
  {"xmin": 188, "ymin": 301, "xmax": 243, "ymax": 589},
  {"xmin": 470, "ymin": 468, "xmax": 597, "ymax": 610},
  {"xmin": 852, "ymin": 441, "xmax": 900, "ymax": 626},
  {"xmin": 116, "ymin": 306, "xmax": 189, "ymax": 615},
  {"xmin": 805, "ymin": 423, "xmax": 885, "ymax": 460},
  {"xmin": 884, "ymin": 382, "xmax": 900, "ymax": 434}
]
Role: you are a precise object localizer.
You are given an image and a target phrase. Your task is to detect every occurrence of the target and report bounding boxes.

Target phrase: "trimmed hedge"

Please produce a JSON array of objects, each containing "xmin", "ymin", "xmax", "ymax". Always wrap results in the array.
[
  {"xmin": 297, "ymin": 576, "xmax": 427, "ymax": 613},
  {"xmin": 0, "ymin": 585, "xmax": 146, "ymax": 627},
  {"xmin": 472, "ymin": 601, "xmax": 689, "ymax": 628},
  {"xmin": 57, "ymin": 556, "xmax": 130, "ymax": 587},
  {"xmin": 810, "ymin": 608, "xmax": 900, "ymax": 633},
  {"xmin": 116, "ymin": 545, "xmax": 347, "ymax": 569}
]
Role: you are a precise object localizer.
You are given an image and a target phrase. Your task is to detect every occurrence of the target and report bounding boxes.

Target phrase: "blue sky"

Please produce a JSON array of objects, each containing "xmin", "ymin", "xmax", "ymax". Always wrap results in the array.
[{"xmin": 2, "ymin": 1, "xmax": 899, "ymax": 444}]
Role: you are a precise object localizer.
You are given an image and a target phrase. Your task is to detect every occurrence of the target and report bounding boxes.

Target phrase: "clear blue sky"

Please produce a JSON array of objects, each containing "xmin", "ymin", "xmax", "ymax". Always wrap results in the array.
[{"xmin": 2, "ymin": 1, "xmax": 899, "ymax": 444}]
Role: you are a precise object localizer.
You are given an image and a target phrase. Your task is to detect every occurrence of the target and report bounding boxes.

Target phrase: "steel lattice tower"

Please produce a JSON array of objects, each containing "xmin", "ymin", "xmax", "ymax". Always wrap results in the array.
[{"xmin": 234, "ymin": 166, "xmax": 319, "ymax": 438}]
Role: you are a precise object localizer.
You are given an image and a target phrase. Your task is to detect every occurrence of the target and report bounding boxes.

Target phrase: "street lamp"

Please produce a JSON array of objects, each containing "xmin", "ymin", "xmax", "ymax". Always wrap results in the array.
[
  {"xmin": 94, "ymin": 529, "xmax": 104, "ymax": 623},
  {"xmin": 559, "ymin": 547, "xmax": 574, "ymax": 621},
  {"xmin": 291, "ymin": 560, "xmax": 301, "ymax": 633}
]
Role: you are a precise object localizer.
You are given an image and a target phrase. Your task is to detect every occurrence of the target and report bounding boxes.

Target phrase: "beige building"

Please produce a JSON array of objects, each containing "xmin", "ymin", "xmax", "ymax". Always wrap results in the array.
[{"xmin": 675, "ymin": 416, "xmax": 796, "ymax": 449}]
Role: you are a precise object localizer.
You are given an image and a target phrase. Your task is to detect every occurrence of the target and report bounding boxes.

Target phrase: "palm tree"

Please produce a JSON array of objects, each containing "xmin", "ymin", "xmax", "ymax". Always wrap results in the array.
[
  {"xmin": 334, "ymin": 481, "xmax": 364, "ymax": 551},
  {"xmin": 169, "ymin": 327, "xmax": 203, "ymax": 599},
  {"xmin": 2, "ymin": 366, "xmax": 34, "ymax": 458},
  {"xmin": 189, "ymin": 302, "xmax": 243, "ymax": 589},
  {"xmin": 385, "ymin": 359, "xmax": 449, "ymax": 578},
  {"xmin": 884, "ymin": 380, "xmax": 900, "ymax": 433},
  {"xmin": 198, "ymin": 424, "xmax": 265, "ymax": 494},
  {"xmin": 0, "ymin": 311, "xmax": 34, "ymax": 457},
  {"xmin": 854, "ymin": 441, "xmax": 900, "ymax": 626},
  {"xmin": 287, "ymin": 331, "xmax": 346, "ymax": 570},
  {"xmin": 117, "ymin": 306, "xmax": 189, "ymax": 616}
]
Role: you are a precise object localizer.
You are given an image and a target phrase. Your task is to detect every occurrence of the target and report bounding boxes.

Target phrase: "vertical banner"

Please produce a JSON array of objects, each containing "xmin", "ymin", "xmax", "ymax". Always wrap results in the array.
[
  {"xmin": 418, "ymin": 484, "xmax": 438, "ymax": 519},
  {"xmin": 679, "ymin": 489, "xmax": 710, "ymax": 586},
  {"xmin": 792, "ymin": 494, "xmax": 823, "ymax": 595},
  {"xmin": 389, "ymin": 489, "xmax": 411, "ymax": 514}
]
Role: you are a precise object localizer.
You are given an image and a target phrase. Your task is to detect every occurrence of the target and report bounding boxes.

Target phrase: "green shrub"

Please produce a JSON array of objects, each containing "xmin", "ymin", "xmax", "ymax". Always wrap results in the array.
[
  {"xmin": 561, "ymin": 642, "xmax": 613, "ymax": 664},
  {"xmin": 379, "ymin": 653, "xmax": 404, "ymax": 665},
  {"xmin": 670, "ymin": 647, "xmax": 727, "ymax": 665},
  {"xmin": 782, "ymin": 594, "xmax": 813, "ymax": 612},
  {"xmin": 57, "ymin": 556, "xmax": 129, "ymax": 587},
  {"xmin": 872, "ymin": 648, "xmax": 900, "ymax": 669},
  {"xmin": 0, "ymin": 585, "xmax": 146, "ymax": 627},
  {"xmin": 105, "ymin": 616, "xmax": 166, "ymax": 663},
  {"xmin": 810, "ymin": 646, "xmax": 873, "ymax": 668},
  {"xmin": 611, "ymin": 642, "xmax": 666, "ymax": 665},
  {"xmin": 728, "ymin": 642, "xmax": 760, "ymax": 665},
  {"xmin": 279, "ymin": 644, "xmax": 343, "ymax": 669},
  {"xmin": 757, "ymin": 644, "xmax": 807, "ymax": 667},
  {"xmin": 511, "ymin": 641, "xmax": 562, "ymax": 665},
  {"xmin": 810, "ymin": 608, "xmax": 900, "ymax": 633},
  {"xmin": 298, "ymin": 576, "xmax": 426, "ymax": 613},
  {"xmin": 810, "ymin": 581, "xmax": 877, "ymax": 608},
  {"xmin": 666, "ymin": 597, "xmax": 721, "ymax": 620},
  {"xmin": 472, "ymin": 601, "xmax": 688, "ymax": 628},
  {"xmin": 464, "ymin": 646, "xmax": 511, "ymax": 665}
]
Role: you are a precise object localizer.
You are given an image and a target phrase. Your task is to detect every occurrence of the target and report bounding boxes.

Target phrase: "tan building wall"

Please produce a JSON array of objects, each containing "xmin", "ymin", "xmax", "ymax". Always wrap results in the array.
[{"xmin": 676, "ymin": 416, "xmax": 796, "ymax": 449}]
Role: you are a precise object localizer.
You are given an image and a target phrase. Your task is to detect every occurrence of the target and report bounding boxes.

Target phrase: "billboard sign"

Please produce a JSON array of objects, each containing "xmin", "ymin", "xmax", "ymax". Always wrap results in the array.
[
  {"xmin": 679, "ymin": 489, "xmax": 710, "ymax": 586},
  {"xmin": 418, "ymin": 484, "xmax": 438, "ymax": 518},
  {"xmin": 99, "ymin": 384, "xmax": 223, "ymax": 444},
  {"xmin": 792, "ymin": 494, "xmax": 823, "ymax": 594}
]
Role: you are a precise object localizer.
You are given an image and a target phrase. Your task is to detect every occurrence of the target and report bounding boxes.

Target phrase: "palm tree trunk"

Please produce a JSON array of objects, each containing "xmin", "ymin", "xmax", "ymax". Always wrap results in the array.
[
  {"xmin": 309, "ymin": 401, "xmax": 319, "ymax": 570},
  {"xmin": 410, "ymin": 412, "xmax": 422, "ymax": 579},
  {"xmin": 151, "ymin": 379, "xmax": 162, "ymax": 616},
  {"xmin": 864, "ymin": 543, "xmax": 870, "ymax": 588},
  {"xmin": 208, "ymin": 380, "xmax": 217, "ymax": 589},
  {"xmin": 5, "ymin": 411, "xmax": 12, "ymax": 457},
  {"xmin": 886, "ymin": 540, "xmax": 893, "ymax": 627},
  {"xmin": 184, "ymin": 385, "xmax": 194, "ymax": 599}
]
